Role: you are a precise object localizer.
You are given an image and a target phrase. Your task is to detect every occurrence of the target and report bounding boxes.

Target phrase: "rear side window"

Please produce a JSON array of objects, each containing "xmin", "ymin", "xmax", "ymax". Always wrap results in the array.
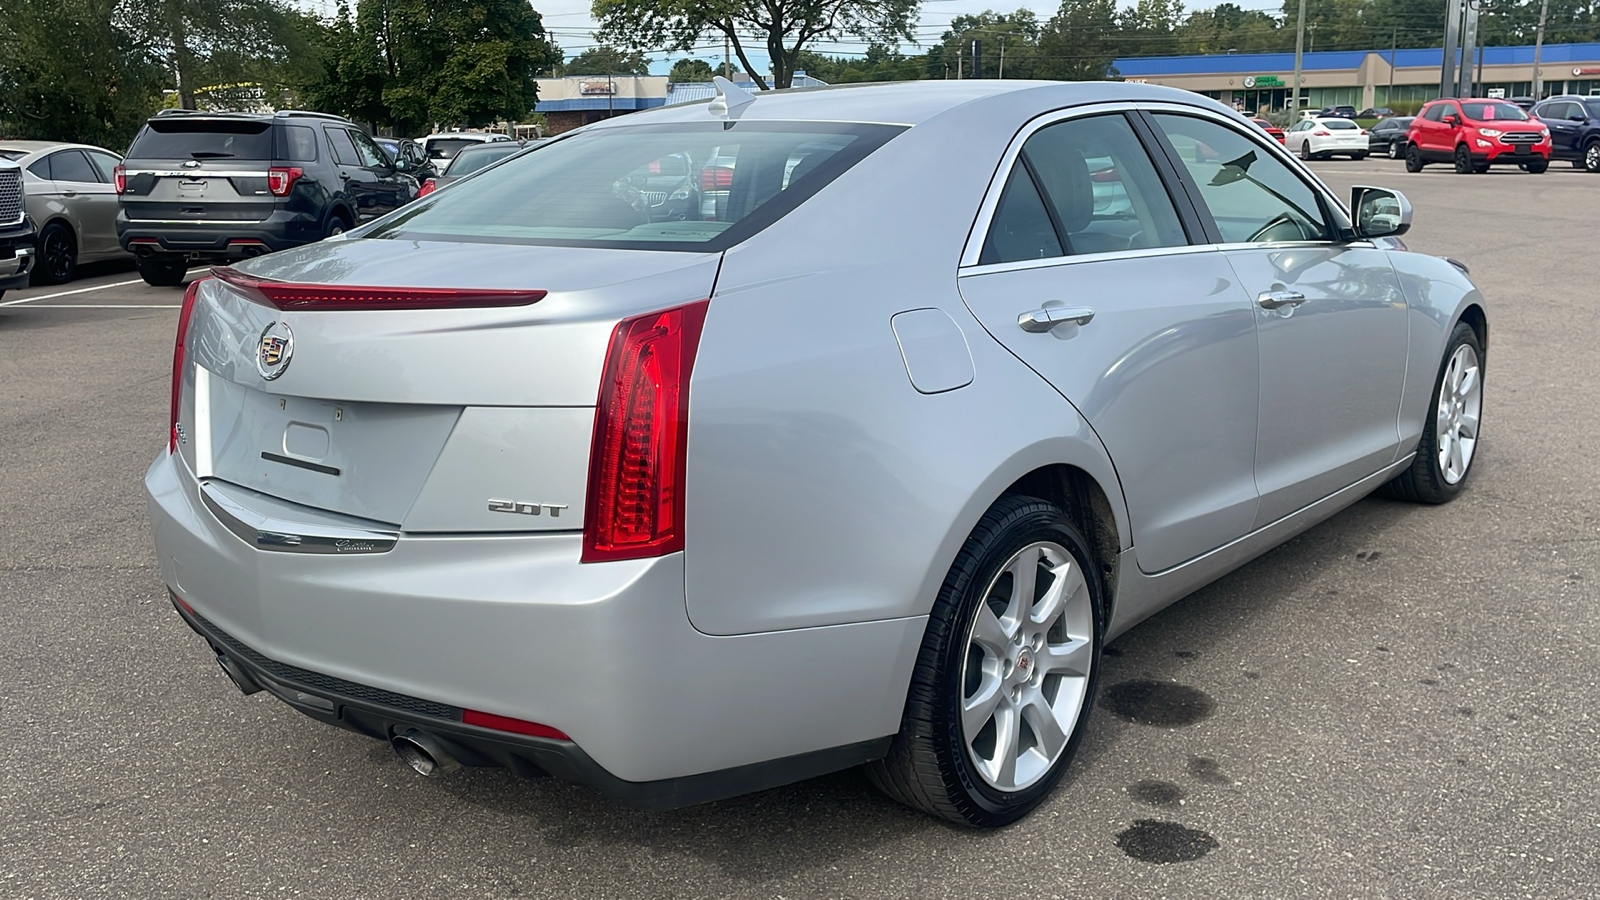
[
  {"xmin": 980, "ymin": 167, "xmax": 1062, "ymax": 264},
  {"xmin": 326, "ymin": 128, "xmax": 360, "ymax": 166},
  {"xmin": 278, "ymin": 125, "xmax": 318, "ymax": 161},
  {"xmin": 127, "ymin": 120, "xmax": 274, "ymax": 159},
  {"xmin": 369, "ymin": 122, "xmax": 903, "ymax": 252},
  {"xmin": 48, "ymin": 150, "xmax": 100, "ymax": 183}
]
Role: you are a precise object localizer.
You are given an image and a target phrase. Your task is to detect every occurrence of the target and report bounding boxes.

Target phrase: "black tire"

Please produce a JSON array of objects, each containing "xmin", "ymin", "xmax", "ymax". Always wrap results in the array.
[
  {"xmin": 30, "ymin": 222, "xmax": 76, "ymax": 286},
  {"xmin": 1584, "ymin": 141, "xmax": 1600, "ymax": 173},
  {"xmin": 1379, "ymin": 322, "xmax": 1484, "ymax": 504},
  {"xmin": 1525, "ymin": 159, "xmax": 1549, "ymax": 174},
  {"xmin": 1454, "ymin": 144, "xmax": 1474, "ymax": 174},
  {"xmin": 136, "ymin": 256, "xmax": 188, "ymax": 287},
  {"xmin": 1352, "ymin": 152, "xmax": 1368, "ymax": 161},
  {"xmin": 1405, "ymin": 143, "xmax": 1425, "ymax": 172},
  {"xmin": 1573, "ymin": 158, "xmax": 1587, "ymax": 170},
  {"xmin": 1473, "ymin": 161, "xmax": 1491, "ymax": 174},
  {"xmin": 1388, "ymin": 140, "xmax": 1403, "ymax": 159},
  {"xmin": 1300, "ymin": 140, "xmax": 1312, "ymax": 161},
  {"xmin": 865, "ymin": 496, "xmax": 1105, "ymax": 827},
  {"xmin": 325, "ymin": 211, "xmax": 351, "ymax": 239}
]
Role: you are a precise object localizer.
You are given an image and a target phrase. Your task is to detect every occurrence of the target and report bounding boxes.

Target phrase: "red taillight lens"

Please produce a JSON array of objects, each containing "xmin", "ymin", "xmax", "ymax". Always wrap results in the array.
[
  {"xmin": 417, "ymin": 179, "xmax": 436, "ymax": 197},
  {"xmin": 170, "ymin": 277, "xmax": 208, "ymax": 452},
  {"xmin": 113, "ymin": 164, "xmax": 126, "ymax": 194},
  {"xmin": 1314, "ymin": 130, "xmax": 1330, "ymax": 136},
  {"xmin": 698, "ymin": 166, "xmax": 734, "ymax": 190},
  {"xmin": 266, "ymin": 166, "xmax": 303, "ymax": 197},
  {"xmin": 208, "ymin": 266, "xmax": 545, "ymax": 311},
  {"xmin": 582, "ymin": 300, "xmax": 710, "ymax": 563},
  {"xmin": 462, "ymin": 709, "xmax": 569, "ymax": 740}
]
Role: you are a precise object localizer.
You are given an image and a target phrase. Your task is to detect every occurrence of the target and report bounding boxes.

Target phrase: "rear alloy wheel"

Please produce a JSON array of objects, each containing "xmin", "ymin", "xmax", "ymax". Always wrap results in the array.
[
  {"xmin": 31, "ymin": 222, "xmax": 76, "ymax": 286},
  {"xmin": 1454, "ymin": 144, "xmax": 1474, "ymax": 174},
  {"xmin": 1380, "ymin": 322, "xmax": 1483, "ymax": 504},
  {"xmin": 866, "ymin": 496, "xmax": 1103, "ymax": 827},
  {"xmin": 135, "ymin": 256, "xmax": 188, "ymax": 287},
  {"xmin": 1405, "ymin": 143, "xmax": 1425, "ymax": 172},
  {"xmin": 1300, "ymin": 140, "xmax": 1313, "ymax": 161},
  {"xmin": 1585, "ymin": 142, "xmax": 1600, "ymax": 172},
  {"xmin": 1388, "ymin": 140, "xmax": 1403, "ymax": 159}
]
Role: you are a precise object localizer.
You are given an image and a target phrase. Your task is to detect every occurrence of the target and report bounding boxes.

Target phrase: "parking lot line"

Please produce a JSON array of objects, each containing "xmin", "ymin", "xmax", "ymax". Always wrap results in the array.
[{"xmin": 0, "ymin": 279, "xmax": 147, "ymax": 306}]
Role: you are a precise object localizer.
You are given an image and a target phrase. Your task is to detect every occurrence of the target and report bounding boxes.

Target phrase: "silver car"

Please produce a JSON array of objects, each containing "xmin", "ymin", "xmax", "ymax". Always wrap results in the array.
[
  {"xmin": 0, "ymin": 141, "xmax": 131, "ymax": 284},
  {"xmin": 145, "ymin": 81, "xmax": 1487, "ymax": 827}
]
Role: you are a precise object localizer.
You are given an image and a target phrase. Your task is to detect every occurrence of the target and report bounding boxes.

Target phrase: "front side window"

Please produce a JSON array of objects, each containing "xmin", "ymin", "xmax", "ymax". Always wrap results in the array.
[
  {"xmin": 367, "ymin": 121, "xmax": 902, "ymax": 251},
  {"xmin": 326, "ymin": 127, "xmax": 360, "ymax": 167},
  {"xmin": 1423, "ymin": 103, "xmax": 1448, "ymax": 122},
  {"xmin": 348, "ymin": 130, "xmax": 389, "ymax": 169},
  {"xmin": 1152, "ymin": 113, "xmax": 1331, "ymax": 245},
  {"xmin": 86, "ymin": 150, "xmax": 120, "ymax": 182}
]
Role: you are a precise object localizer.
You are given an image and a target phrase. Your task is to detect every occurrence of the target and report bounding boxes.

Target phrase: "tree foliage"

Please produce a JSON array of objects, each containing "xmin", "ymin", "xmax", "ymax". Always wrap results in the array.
[
  {"xmin": 303, "ymin": 0, "xmax": 560, "ymax": 133},
  {"xmin": 593, "ymin": 0, "xmax": 919, "ymax": 89},
  {"xmin": 565, "ymin": 46, "xmax": 653, "ymax": 76},
  {"xmin": 669, "ymin": 58, "xmax": 717, "ymax": 81}
]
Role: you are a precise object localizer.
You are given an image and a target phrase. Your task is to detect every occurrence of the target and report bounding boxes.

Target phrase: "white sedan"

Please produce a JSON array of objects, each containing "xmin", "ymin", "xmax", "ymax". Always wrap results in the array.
[{"xmin": 1286, "ymin": 117, "xmax": 1370, "ymax": 160}]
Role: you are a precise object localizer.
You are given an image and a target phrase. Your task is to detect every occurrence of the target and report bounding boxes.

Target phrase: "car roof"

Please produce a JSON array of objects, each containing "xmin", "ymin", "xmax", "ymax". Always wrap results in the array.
[
  {"xmin": 583, "ymin": 80, "xmax": 1235, "ymax": 131},
  {"xmin": 0, "ymin": 141, "xmax": 118, "ymax": 159}
]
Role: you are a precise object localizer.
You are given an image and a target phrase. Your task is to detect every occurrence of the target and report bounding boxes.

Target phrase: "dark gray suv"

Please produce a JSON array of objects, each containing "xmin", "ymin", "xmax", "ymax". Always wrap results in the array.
[{"xmin": 116, "ymin": 110, "xmax": 420, "ymax": 286}]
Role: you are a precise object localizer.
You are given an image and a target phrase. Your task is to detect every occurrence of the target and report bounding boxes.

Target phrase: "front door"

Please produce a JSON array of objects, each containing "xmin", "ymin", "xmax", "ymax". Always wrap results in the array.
[
  {"xmin": 1149, "ymin": 112, "xmax": 1409, "ymax": 528},
  {"xmin": 957, "ymin": 110, "xmax": 1261, "ymax": 573}
]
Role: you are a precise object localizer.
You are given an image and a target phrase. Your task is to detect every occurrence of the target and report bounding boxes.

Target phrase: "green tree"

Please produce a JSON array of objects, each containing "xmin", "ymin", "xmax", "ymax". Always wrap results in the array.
[
  {"xmin": 593, "ymin": 0, "xmax": 920, "ymax": 90},
  {"xmin": 114, "ymin": 0, "xmax": 322, "ymax": 110},
  {"xmin": 795, "ymin": 44, "xmax": 924, "ymax": 82},
  {"xmin": 925, "ymin": 10, "xmax": 1041, "ymax": 79},
  {"xmin": 1036, "ymin": 0, "xmax": 1122, "ymax": 81},
  {"xmin": 0, "ymin": 0, "xmax": 166, "ymax": 147},
  {"xmin": 565, "ymin": 45, "xmax": 653, "ymax": 75},
  {"xmin": 669, "ymin": 58, "xmax": 716, "ymax": 81}
]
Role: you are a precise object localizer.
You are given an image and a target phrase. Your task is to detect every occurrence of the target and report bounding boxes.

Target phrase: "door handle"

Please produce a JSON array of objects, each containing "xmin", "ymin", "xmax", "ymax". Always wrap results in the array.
[
  {"xmin": 1257, "ymin": 290, "xmax": 1306, "ymax": 310},
  {"xmin": 61, "ymin": 189, "xmax": 78, "ymax": 198},
  {"xmin": 340, "ymin": 172, "xmax": 351, "ymax": 180},
  {"xmin": 1018, "ymin": 306, "xmax": 1096, "ymax": 332}
]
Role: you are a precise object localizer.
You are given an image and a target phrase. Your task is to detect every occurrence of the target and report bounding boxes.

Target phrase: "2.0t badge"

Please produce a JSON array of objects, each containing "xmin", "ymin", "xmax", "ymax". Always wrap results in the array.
[{"xmin": 256, "ymin": 321, "xmax": 294, "ymax": 380}]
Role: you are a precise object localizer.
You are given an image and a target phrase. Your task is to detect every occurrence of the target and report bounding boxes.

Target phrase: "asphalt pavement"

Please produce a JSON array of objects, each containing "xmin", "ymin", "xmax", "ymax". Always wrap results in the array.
[{"xmin": 2, "ymin": 159, "xmax": 1597, "ymax": 899}]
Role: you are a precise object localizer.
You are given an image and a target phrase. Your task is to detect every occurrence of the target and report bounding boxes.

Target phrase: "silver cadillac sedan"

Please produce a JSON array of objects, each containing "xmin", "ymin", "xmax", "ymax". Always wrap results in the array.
[{"xmin": 145, "ymin": 80, "xmax": 1486, "ymax": 827}]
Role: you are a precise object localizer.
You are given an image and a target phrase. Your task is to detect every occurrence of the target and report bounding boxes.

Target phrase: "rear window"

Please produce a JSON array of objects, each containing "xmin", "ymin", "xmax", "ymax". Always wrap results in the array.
[
  {"xmin": 443, "ymin": 145, "xmax": 524, "ymax": 177},
  {"xmin": 369, "ymin": 121, "xmax": 904, "ymax": 252},
  {"xmin": 0, "ymin": 150, "xmax": 24, "ymax": 161},
  {"xmin": 1460, "ymin": 102, "xmax": 1528, "ymax": 122},
  {"xmin": 127, "ymin": 119, "xmax": 274, "ymax": 159},
  {"xmin": 1322, "ymin": 119, "xmax": 1358, "ymax": 130},
  {"xmin": 425, "ymin": 139, "xmax": 483, "ymax": 161}
]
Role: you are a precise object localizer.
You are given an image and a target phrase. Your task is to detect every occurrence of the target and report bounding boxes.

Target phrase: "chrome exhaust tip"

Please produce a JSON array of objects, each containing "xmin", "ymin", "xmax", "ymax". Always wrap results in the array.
[
  {"xmin": 215, "ymin": 651, "xmax": 263, "ymax": 695},
  {"xmin": 391, "ymin": 729, "xmax": 462, "ymax": 777}
]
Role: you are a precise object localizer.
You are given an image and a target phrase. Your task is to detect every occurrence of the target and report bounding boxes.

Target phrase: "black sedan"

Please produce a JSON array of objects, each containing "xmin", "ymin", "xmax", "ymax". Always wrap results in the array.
[{"xmin": 1368, "ymin": 116, "xmax": 1415, "ymax": 158}]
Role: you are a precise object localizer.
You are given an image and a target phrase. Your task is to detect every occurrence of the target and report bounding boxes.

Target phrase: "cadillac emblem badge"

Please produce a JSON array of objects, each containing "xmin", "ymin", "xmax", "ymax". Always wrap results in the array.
[{"xmin": 256, "ymin": 321, "xmax": 294, "ymax": 380}]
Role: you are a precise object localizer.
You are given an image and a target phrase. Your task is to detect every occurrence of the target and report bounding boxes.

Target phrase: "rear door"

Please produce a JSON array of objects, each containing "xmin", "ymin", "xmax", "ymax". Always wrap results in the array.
[
  {"xmin": 43, "ymin": 149, "xmax": 121, "ymax": 257},
  {"xmin": 347, "ymin": 129, "xmax": 410, "ymax": 212},
  {"xmin": 957, "ymin": 108, "xmax": 1261, "ymax": 573},
  {"xmin": 325, "ymin": 126, "xmax": 384, "ymax": 222},
  {"xmin": 119, "ymin": 118, "xmax": 278, "ymax": 226},
  {"xmin": 1147, "ymin": 110, "xmax": 1408, "ymax": 528}
]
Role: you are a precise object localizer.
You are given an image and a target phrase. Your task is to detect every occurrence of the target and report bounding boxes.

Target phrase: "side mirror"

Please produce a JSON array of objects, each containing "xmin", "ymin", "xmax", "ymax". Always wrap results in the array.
[
  {"xmin": 1442, "ymin": 115, "xmax": 1459, "ymax": 126},
  {"xmin": 1570, "ymin": 113, "xmax": 1587, "ymax": 122},
  {"xmin": 393, "ymin": 156, "xmax": 412, "ymax": 172},
  {"xmin": 1350, "ymin": 186, "xmax": 1411, "ymax": 239}
]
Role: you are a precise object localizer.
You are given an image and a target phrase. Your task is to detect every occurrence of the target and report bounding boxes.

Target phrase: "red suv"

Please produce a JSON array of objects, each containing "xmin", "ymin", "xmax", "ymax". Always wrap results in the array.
[{"xmin": 1405, "ymin": 98, "xmax": 1551, "ymax": 174}]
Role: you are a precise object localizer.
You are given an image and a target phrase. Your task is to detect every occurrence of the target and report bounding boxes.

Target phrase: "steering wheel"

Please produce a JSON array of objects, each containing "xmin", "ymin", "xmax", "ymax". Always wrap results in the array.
[{"xmin": 1248, "ymin": 212, "xmax": 1307, "ymax": 243}]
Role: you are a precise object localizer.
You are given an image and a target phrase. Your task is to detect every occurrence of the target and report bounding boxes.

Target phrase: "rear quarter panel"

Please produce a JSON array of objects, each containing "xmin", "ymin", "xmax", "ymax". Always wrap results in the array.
[{"xmin": 684, "ymin": 88, "xmax": 1132, "ymax": 636}]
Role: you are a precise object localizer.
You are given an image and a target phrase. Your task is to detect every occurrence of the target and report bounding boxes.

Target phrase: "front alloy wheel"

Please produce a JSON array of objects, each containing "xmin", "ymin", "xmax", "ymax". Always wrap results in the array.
[
  {"xmin": 1389, "ymin": 140, "xmax": 1403, "ymax": 159},
  {"xmin": 1585, "ymin": 142, "xmax": 1600, "ymax": 172},
  {"xmin": 1380, "ymin": 322, "xmax": 1484, "ymax": 503},
  {"xmin": 866, "ymin": 496, "xmax": 1103, "ymax": 827}
]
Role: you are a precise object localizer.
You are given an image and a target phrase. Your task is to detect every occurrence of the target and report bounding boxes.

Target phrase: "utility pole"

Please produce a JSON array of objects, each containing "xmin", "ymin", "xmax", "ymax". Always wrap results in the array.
[
  {"xmin": 999, "ymin": 35, "xmax": 1006, "ymax": 80},
  {"xmin": 1389, "ymin": 28, "xmax": 1397, "ymax": 105},
  {"xmin": 1458, "ymin": 0, "xmax": 1480, "ymax": 99},
  {"xmin": 724, "ymin": 33, "xmax": 731, "ymax": 80},
  {"xmin": 1442, "ymin": 0, "xmax": 1462, "ymax": 97},
  {"xmin": 972, "ymin": 39, "xmax": 982, "ymax": 79},
  {"xmin": 1533, "ymin": 0, "xmax": 1550, "ymax": 98},
  {"xmin": 1292, "ymin": 0, "xmax": 1306, "ymax": 113},
  {"xmin": 1308, "ymin": 22, "xmax": 1317, "ymax": 54}
]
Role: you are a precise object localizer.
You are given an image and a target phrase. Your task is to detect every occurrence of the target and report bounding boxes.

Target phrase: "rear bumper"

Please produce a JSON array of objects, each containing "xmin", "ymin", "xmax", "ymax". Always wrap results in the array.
[
  {"xmin": 117, "ymin": 208, "xmax": 322, "ymax": 259},
  {"xmin": 144, "ymin": 450, "xmax": 920, "ymax": 795},
  {"xmin": 0, "ymin": 220, "xmax": 36, "ymax": 289}
]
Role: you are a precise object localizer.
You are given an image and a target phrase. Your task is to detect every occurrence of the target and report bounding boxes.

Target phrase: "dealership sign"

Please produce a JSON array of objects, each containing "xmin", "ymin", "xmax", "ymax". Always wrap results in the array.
[
  {"xmin": 1574, "ymin": 67, "xmax": 1600, "ymax": 76},
  {"xmin": 1244, "ymin": 75, "xmax": 1285, "ymax": 87},
  {"xmin": 580, "ymin": 81, "xmax": 616, "ymax": 95}
]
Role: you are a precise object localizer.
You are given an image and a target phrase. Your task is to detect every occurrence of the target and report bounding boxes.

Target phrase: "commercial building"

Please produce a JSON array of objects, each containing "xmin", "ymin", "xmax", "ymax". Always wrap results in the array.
[
  {"xmin": 1114, "ymin": 42, "xmax": 1600, "ymax": 113},
  {"xmin": 533, "ymin": 72, "xmax": 829, "ymax": 133}
]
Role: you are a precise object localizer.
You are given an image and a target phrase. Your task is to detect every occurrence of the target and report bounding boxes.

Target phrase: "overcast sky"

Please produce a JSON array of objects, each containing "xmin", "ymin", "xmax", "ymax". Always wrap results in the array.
[{"xmin": 297, "ymin": 1, "xmax": 1292, "ymax": 76}]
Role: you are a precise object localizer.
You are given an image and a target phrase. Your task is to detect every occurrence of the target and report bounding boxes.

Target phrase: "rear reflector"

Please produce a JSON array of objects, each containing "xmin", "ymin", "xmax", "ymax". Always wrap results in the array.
[
  {"xmin": 582, "ymin": 300, "xmax": 710, "ymax": 563},
  {"xmin": 210, "ymin": 266, "xmax": 546, "ymax": 311},
  {"xmin": 462, "ymin": 709, "xmax": 569, "ymax": 740},
  {"xmin": 170, "ymin": 277, "xmax": 208, "ymax": 453}
]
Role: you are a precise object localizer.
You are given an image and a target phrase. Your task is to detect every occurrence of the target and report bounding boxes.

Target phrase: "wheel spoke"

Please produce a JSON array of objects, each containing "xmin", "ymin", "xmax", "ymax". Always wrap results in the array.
[
  {"xmin": 1449, "ymin": 435, "xmax": 1465, "ymax": 476},
  {"xmin": 1005, "ymin": 548, "xmax": 1040, "ymax": 626},
  {"xmin": 993, "ymin": 703, "xmax": 1020, "ymax": 788},
  {"xmin": 1023, "ymin": 698, "xmax": 1070, "ymax": 760},
  {"xmin": 970, "ymin": 605, "xmax": 1009, "ymax": 655},
  {"xmin": 1039, "ymin": 637, "xmax": 1093, "ymax": 678},
  {"xmin": 1456, "ymin": 363, "xmax": 1478, "ymax": 400},
  {"xmin": 1458, "ymin": 410, "xmax": 1479, "ymax": 440},
  {"xmin": 1029, "ymin": 559, "xmax": 1076, "ymax": 628},
  {"xmin": 963, "ymin": 677, "xmax": 1005, "ymax": 738}
]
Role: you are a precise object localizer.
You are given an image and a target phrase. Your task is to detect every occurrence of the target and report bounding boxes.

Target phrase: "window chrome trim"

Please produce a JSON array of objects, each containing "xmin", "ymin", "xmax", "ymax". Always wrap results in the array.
[
  {"xmin": 960, "ymin": 101, "xmax": 1189, "ymax": 270},
  {"xmin": 958, "ymin": 241, "xmax": 1217, "ymax": 278}
]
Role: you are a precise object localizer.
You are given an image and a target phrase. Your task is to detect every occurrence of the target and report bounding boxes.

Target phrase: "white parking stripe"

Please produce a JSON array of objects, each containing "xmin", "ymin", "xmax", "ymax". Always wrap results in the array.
[{"xmin": 0, "ymin": 267, "xmax": 211, "ymax": 307}]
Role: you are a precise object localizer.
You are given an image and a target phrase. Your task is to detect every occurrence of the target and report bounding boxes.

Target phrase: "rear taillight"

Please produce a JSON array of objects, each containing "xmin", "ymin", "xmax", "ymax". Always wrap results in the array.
[
  {"xmin": 1314, "ymin": 130, "xmax": 1331, "ymax": 136},
  {"xmin": 170, "ymin": 277, "xmax": 208, "ymax": 453},
  {"xmin": 582, "ymin": 300, "xmax": 710, "ymax": 563},
  {"xmin": 698, "ymin": 166, "xmax": 734, "ymax": 190},
  {"xmin": 208, "ymin": 266, "xmax": 545, "ymax": 311},
  {"xmin": 417, "ymin": 179, "xmax": 436, "ymax": 197},
  {"xmin": 113, "ymin": 164, "xmax": 126, "ymax": 194},
  {"xmin": 266, "ymin": 166, "xmax": 303, "ymax": 197}
]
